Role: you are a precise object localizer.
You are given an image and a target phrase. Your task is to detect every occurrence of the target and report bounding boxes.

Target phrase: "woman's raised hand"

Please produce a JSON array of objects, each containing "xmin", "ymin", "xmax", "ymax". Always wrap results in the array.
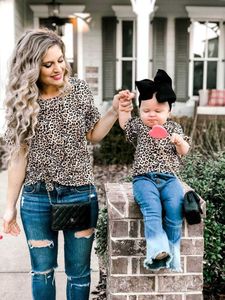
[{"xmin": 118, "ymin": 90, "xmax": 135, "ymax": 112}]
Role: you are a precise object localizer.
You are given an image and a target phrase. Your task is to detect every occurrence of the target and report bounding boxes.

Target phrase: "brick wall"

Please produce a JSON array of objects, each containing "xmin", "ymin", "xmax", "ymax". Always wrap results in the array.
[{"xmin": 105, "ymin": 182, "xmax": 205, "ymax": 300}]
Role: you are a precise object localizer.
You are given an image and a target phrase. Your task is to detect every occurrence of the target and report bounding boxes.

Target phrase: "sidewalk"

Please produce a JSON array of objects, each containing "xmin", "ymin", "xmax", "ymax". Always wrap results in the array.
[{"xmin": 0, "ymin": 170, "xmax": 99, "ymax": 300}]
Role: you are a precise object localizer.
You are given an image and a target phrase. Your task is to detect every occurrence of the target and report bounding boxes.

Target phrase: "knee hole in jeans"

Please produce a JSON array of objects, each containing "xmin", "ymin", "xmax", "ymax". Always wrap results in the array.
[
  {"xmin": 28, "ymin": 240, "xmax": 54, "ymax": 249},
  {"xmin": 74, "ymin": 228, "xmax": 94, "ymax": 238},
  {"xmin": 31, "ymin": 268, "xmax": 54, "ymax": 276},
  {"xmin": 31, "ymin": 268, "xmax": 55, "ymax": 285}
]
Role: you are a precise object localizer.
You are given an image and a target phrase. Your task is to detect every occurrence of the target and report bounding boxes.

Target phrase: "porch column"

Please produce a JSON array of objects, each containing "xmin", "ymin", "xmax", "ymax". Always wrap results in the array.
[
  {"xmin": 131, "ymin": 0, "xmax": 156, "ymax": 80},
  {"xmin": 166, "ymin": 16, "xmax": 175, "ymax": 84}
]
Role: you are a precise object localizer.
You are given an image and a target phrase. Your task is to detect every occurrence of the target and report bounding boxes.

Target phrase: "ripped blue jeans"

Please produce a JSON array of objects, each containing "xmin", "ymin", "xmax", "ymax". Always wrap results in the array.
[
  {"xmin": 133, "ymin": 172, "xmax": 184, "ymax": 272},
  {"xmin": 20, "ymin": 181, "xmax": 99, "ymax": 300}
]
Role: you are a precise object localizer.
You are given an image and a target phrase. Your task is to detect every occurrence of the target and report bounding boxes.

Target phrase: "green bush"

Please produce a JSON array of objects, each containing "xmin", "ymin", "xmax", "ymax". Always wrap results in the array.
[
  {"xmin": 94, "ymin": 115, "xmax": 225, "ymax": 295},
  {"xmin": 95, "ymin": 206, "xmax": 108, "ymax": 265},
  {"xmin": 180, "ymin": 151, "xmax": 225, "ymax": 291},
  {"xmin": 93, "ymin": 120, "xmax": 136, "ymax": 165},
  {"xmin": 95, "ymin": 152, "xmax": 225, "ymax": 295},
  {"xmin": 93, "ymin": 99, "xmax": 139, "ymax": 165},
  {"xmin": 94, "ymin": 115, "xmax": 225, "ymax": 165}
]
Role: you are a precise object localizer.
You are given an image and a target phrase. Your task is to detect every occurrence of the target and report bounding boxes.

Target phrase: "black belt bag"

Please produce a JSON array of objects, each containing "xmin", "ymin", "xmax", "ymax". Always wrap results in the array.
[
  {"xmin": 51, "ymin": 200, "xmax": 91, "ymax": 231},
  {"xmin": 47, "ymin": 186, "xmax": 92, "ymax": 231}
]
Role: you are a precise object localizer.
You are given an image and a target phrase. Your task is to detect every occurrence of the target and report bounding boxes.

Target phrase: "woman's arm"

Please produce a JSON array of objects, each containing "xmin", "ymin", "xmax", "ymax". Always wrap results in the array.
[
  {"xmin": 86, "ymin": 92, "xmax": 133, "ymax": 143},
  {"xmin": 86, "ymin": 105, "xmax": 118, "ymax": 143},
  {"xmin": 3, "ymin": 146, "xmax": 27, "ymax": 236}
]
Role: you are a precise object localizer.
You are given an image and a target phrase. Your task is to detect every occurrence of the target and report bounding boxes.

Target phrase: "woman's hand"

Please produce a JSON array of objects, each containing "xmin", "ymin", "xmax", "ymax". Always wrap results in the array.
[
  {"xmin": 3, "ymin": 208, "xmax": 21, "ymax": 236},
  {"xmin": 112, "ymin": 90, "xmax": 135, "ymax": 113}
]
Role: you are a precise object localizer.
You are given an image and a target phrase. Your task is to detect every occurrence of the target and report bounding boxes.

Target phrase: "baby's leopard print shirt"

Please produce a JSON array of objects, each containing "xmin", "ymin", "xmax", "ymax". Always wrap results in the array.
[{"xmin": 124, "ymin": 117, "xmax": 190, "ymax": 177}]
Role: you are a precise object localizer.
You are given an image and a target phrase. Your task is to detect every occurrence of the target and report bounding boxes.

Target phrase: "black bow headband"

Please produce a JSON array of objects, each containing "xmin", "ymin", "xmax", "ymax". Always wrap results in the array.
[{"xmin": 135, "ymin": 69, "xmax": 176, "ymax": 109}]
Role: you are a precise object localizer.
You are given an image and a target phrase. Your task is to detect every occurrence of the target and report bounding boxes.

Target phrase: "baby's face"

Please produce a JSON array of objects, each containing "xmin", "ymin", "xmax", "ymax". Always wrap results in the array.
[{"xmin": 139, "ymin": 94, "xmax": 170, "ymax": 127}]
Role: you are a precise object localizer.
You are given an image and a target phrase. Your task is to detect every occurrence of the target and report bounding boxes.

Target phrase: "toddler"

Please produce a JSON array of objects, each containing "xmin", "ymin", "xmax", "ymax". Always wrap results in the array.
[{"xmin": 118, "ymin": 69, "xmax": 190, "ymax": 271}]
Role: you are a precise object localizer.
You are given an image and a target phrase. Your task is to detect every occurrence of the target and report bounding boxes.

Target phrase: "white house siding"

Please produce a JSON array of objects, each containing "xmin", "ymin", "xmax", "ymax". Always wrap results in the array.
[
  {"xmin": 1, "ymin": 0, "xmax": 225, "ymax": 124},
  {"xmin": 83, "ymin": 13, "xmax": 103, "ymax": 110},
  {"xmin": 0, "ymin": 0, "xmax": 33, "ymax": 134},
  {"xmin": 0, "ymin": 0, "xmax": 14, "ymax": 134},
  {"xmin": 14, "ymin": 0, "xmax": 33, "ymax": 41},
  {"xmin": 14, "ymin": 0, "xmax": 25, "ymax": 41}
]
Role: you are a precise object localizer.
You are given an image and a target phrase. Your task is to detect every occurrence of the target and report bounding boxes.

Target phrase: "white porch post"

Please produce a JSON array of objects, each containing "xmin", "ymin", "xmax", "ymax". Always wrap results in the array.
[
  {"xmin": 166, "ymin": 17, "xmax": 175, "ymax": 83},
  {"xmin": 131, "ymin": 0, "xmax": 156, "ymax": 80}
]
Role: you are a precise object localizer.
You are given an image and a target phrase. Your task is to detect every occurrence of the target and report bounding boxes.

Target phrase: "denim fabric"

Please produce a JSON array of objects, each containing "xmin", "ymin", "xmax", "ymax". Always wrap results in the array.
[
  {"xmin": 133, "ymin": 172, "xmax": 184, "ymax": 271},
  {"xmin": 20, "ymin": 181, "xmax": 98, "ymax": 300}
]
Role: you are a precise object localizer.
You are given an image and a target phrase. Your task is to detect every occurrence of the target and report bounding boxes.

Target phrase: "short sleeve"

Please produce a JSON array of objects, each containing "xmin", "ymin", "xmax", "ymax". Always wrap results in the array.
[
  {"xmin": 82, "ymin": 81, "xmax": 101, "ymax": 133},
  {"xmin": 2, "ymin": 127, "xmax": 14, "ymax": 146},
  {"xmin": 2, "ymin": 125, "xmax": 31, "ymax": 149},
  {"xmin": 124, "ymin": 117, "xmax": 139, "ymax": 143}
]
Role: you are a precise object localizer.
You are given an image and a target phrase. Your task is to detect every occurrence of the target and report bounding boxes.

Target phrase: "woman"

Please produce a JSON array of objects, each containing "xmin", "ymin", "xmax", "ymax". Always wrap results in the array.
[{"xmin": 2, "ymin": 28, "xmax": 132, "ymax": 300}]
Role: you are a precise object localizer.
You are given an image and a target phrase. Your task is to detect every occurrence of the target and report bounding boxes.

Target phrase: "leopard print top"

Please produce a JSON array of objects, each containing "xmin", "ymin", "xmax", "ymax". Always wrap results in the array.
[
  {"xmin": 24, "ymin": 78, "xmax": 100, "ymax": 190},
  {"xmin": 124, "ymin": 117, "xmax": 190, "ymax": 177}
]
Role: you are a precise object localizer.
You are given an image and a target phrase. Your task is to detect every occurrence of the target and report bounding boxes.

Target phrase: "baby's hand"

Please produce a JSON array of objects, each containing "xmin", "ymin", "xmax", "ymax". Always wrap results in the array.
[
  {"xmin": 119, "ymin": 90, "xmax": 135, "ymax": 112},
  {"xmin": 171, "ymin": 133, "xmax": 184, "ymax": 146}
]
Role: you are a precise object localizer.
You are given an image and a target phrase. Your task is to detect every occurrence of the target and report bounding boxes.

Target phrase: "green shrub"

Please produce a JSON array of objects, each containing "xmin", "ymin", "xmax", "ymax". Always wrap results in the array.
[
  {"xmin": 181, "ymin": 151, "xmax": 225, "ymax": 290},
  {"xmin": 93, "ymin": 99, "xmax": 139, "ymax": 165},
  {"xmin": 95, "ymin": 152, "xmax": 225, "ymax": 293},
  {"xmin": 95, "ymin": 206, "xmax": 108, "ymax": 265},
  {"xmin": 93, "ymin": 120, "xmax": 136, "ymax": 165},
  {"xmin": 94, "ymin": 115, "xmax": 225, "ymax": 165},
  {"xmin": 191, "ymin": 116, "xmax": 225, "ymax": 155}
]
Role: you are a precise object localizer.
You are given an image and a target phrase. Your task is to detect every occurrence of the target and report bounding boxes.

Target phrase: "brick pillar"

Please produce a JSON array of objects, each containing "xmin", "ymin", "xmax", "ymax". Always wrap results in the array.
[{"xmin": 105, "ymin": 182, "xmax": 205, "ymax": 300}]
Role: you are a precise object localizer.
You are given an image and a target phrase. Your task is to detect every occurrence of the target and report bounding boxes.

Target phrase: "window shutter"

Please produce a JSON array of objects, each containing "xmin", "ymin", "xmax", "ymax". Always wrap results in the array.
[
  {"xmin": 152, "ymin": 17, "xmax": 166, "ymax": 75},
  {"xmin": 102, "ymin": 17, "xmax": 117, "ymax": 101},
  {"xmin": 175, "ymin": 18, "xmax": 190, "ymax": 102}
]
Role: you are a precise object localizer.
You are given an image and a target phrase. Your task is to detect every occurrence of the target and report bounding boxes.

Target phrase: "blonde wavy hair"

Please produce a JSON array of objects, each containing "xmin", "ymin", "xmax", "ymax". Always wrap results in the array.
[{"xmin": 3, "ymin": 28, "xmax": 72, "ymax": 163}]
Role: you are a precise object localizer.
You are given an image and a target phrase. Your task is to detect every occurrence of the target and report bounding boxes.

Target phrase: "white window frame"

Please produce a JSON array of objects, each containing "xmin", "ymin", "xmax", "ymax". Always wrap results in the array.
[
  {"xmin": 112, "ymin": 6, "xmax": 136, "ymax": 91},
  {"xmin": 186, "ymin": 6, "xmax": 225, "ymax": 100}
]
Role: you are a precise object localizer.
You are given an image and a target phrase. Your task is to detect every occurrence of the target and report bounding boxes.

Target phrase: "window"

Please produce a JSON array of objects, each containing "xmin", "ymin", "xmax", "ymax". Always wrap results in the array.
[
  {"xmin": 186, "ymin": 6, "xmax": 225, "ymax": 99},
  {"xmin": 191, "ymin": 21, "xmax": 220, "ymax": 96},
  {"xmin": 116, "ymin": 19, "xmax": 136, "ymax": 91}
]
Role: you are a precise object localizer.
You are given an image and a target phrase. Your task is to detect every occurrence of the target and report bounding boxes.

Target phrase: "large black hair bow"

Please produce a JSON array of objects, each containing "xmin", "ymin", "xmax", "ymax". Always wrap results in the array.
[{"xmin": 135, "ymin": 69, "xmax": 176, "ymax": 108}]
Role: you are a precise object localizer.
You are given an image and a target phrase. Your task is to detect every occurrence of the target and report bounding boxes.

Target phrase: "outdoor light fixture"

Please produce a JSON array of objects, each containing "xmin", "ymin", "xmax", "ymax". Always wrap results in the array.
[{"xmin": 48, "ymin": 0, "xmax": 61, "ymax": 17}]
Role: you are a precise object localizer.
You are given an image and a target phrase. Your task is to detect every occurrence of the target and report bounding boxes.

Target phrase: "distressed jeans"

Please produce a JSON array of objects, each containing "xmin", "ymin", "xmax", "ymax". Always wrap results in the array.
[
  {"xmin": 133, "ymin": 172, "xmax": 184, "ymax": 271},
  {"xmin": 20, "ymin": 181, "xmax": 99, "ymax": 300}
]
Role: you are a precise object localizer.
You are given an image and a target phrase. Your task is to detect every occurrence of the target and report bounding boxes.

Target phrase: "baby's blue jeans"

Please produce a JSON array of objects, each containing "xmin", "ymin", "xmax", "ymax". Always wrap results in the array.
[{"xmin": 133, "ymin": 172, "xmax": 184, "ymax": 271}]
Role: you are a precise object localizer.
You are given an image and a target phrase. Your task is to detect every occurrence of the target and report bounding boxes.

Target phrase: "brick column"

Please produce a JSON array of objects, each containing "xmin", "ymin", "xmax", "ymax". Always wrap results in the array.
[{"xmin": 105, "ymin": 182, "xmax": 205, "ymax": 300}]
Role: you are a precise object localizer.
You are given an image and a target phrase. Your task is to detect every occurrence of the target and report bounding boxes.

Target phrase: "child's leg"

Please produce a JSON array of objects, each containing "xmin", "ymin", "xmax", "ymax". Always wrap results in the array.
[
  {"xmin": 161, "ymin": 175, "xmax": 184, "ymax": 272},
  {"xmin": 133, "ymin": 175, "xmax": 171, "ymax": 270}
]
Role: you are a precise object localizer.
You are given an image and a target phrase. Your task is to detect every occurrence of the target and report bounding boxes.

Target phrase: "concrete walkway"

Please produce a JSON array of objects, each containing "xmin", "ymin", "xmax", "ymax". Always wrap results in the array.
[{"xmin": 0, "ymin": 170, "xmax": 99, "ymax": 300}]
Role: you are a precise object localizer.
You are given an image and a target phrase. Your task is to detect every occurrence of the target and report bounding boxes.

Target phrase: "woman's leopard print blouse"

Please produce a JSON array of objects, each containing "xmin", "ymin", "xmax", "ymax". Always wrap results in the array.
[
  {"xmin": 124, "ymin": 117, "xmax": 190, "ymax": 177},
  {"xmin": 25, "ymin": 78, "xmax": 100, "ymax": 190}
]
